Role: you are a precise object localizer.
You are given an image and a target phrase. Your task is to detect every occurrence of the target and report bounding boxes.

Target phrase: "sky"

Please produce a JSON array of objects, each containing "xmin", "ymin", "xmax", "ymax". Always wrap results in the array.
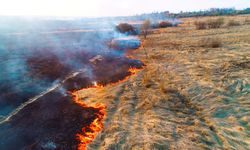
[{"xmin": 0, "ymin": 0, "xmax": 249, "ymax": 17}]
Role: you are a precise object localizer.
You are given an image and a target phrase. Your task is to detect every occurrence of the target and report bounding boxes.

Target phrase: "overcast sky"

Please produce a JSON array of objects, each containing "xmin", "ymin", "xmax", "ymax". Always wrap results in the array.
[{"xmin": 0, "ymin": 0, "xmax": 249, "ymax": 17}]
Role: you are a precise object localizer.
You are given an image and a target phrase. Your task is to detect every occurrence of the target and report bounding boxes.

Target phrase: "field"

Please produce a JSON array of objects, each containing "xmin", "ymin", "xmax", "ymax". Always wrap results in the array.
[{"xmin": 76, "ymin": 15, "xmax": 250, "ymax": 149}]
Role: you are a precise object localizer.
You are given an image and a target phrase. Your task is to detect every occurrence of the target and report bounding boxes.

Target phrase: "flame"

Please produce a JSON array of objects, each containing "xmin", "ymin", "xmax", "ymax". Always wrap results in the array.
[
  {"xmin": 128, "ymin": 67, "xmax": 139, "ymax": 74},
  {"xmin": 92, "ymin": 81, "xmax": 104, "ymax": 88},
  {"xmin": 93, "ymin": 81, "xmax": 98, "ymax": 87},
  {"xmin": 69, "ymin": 67, "xmax": 142, "ymax": 149},
  {"xmin": 69, "ymin": 67, "xmax": 142, "ymax": 150},
  {"xmin": 76, "ymin": 111, "xmax": 106, "ymax": 150},
  {"xmin": 70, "ymin": 85, "xmax": 106, "ymax": 150},
  {"xmin": 76, "ymin": 116, "xmax": 104, "ymax": 150}
]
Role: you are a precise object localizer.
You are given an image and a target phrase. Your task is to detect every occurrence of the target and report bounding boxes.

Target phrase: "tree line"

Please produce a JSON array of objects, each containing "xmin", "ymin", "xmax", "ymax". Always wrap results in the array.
[{"xmin": 168, "ymin": 8, "xmax": 250, "ymax": 18}]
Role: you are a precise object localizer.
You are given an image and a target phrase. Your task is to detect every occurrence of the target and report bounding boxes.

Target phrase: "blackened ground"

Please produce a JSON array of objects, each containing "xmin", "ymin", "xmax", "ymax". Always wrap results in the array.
[
  {"xmin": 26, "ymin": 53, "xmax": 71, "ymax": 81},
  {"xmin": 0, "ymin": 84, "xmax": 38, "ymax": 117},
  {"xmin": 0, "ymin": 90, "xmax": 100, "ymax": 150},
  {"xmin": 63, "ymin": 73, "xmax": 93, "ymax": 91},
  {"xmin": 92, "ymin": 57, "xmax": 143, "ymax": 85},
  {"xmin": 26, "ymin": 51, "xmax": 144, "ymax": 91},
  {"xmin": 0, "ymin": 55, "xmax": 143, "ymax": 150},
  {"xmin": 0, "ymin": 41, "xmax": 143, "ymax": 150}
]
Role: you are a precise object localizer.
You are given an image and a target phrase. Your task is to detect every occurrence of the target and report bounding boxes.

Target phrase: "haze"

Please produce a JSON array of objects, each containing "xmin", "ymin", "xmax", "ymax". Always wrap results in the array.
[{"xmin": 0, "ymin": 0, "xmax": 249, "ymax": 17}]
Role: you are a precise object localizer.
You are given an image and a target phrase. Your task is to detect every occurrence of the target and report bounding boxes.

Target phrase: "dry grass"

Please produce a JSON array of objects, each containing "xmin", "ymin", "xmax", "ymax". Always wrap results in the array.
[
  {"xmin": 200, "ymin": 37, "xmax": 222, "ymax": 48},
  {"xmin": 141, "ymin": 71, "xmax": 153, "ymax": 88},
  {"xmin": 78, "ymin": 15, "xmax": 250, "ymax": 150},
  {"xmin": 194, "ymin": 17, "xmax": 226, "ymax": 30},
  {"xmin": 194, "ymin": 21, "xmax": 207, "ymax": 30},
  {"xmin": 227, "ymin": 19, "xmax": 241, "ymax": 26},
  {"xmin": 207, "ymin": 17, "xmax": 225, "ymax": 28},
  {"xmin": 244, "ymin": 18, "xmax": 250, "ymax": 24}
]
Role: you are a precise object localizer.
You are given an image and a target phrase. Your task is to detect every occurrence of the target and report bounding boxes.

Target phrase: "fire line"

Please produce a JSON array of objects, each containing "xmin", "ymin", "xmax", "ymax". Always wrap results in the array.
[{"xmin": 69, "ymin": 67, "xmax": 142, "ymax": 150}]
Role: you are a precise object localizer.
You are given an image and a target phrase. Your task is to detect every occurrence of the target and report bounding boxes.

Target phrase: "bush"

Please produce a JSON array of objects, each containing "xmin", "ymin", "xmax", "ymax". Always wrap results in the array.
[
  {"xmin": 200, "ymin": 37, "xmax": 222, "ymax": 48},
  {"xmin": 158, "ymin": 21, "xmax": 173, "ymax": 28},
  {"xmin": 194, "ymin": 21, "xmax": 207, "ymax": 30},
  {"xmin": 227, "ymin": 20, "xmax": 240, "ymax": 26},
  {"xmin": 244, "ymin": 18, "xmax": 250, "ymax": 24},
  {"xmin": 116, "ymin": 23, "xmax": 136, "ymax": 35},
  {"xmin": 207, "ymin": 18, "xmax": 224, "ymax": 29}
]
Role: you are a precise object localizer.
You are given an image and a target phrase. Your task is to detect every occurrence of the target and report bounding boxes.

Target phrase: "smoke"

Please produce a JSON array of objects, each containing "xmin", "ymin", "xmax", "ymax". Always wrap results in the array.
[
  {"xmin": 0, "ymin": 15, "xmax": 144, "ymax": 118},
  {"xmin": 0, "ymin": 15, "xmax": 147, "ymax": 149}
]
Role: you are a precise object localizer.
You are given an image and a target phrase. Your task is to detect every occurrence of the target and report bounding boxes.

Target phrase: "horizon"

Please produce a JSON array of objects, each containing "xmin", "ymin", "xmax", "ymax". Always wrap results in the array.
[{"xmin": 0, "ymin": 0, "xmax": 249, "ymax": 17}]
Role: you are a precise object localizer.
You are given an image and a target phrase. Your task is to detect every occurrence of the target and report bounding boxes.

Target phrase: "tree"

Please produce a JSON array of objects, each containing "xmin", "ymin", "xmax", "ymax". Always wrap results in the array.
[{"xmin": 141, "ymin": 20, "xmax": 151, "ymax": 39}]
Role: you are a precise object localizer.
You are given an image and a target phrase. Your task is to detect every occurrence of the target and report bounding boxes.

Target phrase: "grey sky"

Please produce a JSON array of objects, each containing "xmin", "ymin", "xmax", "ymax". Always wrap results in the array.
[{"xmin": 0, "ymin": 0, "xmax": 249, "ymax": 17}]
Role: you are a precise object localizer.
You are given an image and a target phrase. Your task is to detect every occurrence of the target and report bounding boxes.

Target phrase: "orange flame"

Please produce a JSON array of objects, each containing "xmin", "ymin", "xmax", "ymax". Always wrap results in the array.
[
  {"xmin": 69, "ymin": 67, "xmax": 142, "ymax": 150},
  {"xmin": 70, "ymin": 68, "xmax": 142, "ymax": 150},
  {"xmin": 92, "ymin": 81, "xmax": 104, "ymax": 89},
  {"xmin": 66, "ymin": 35, "xmax": 144, "ymax": 149},
  {"xmin": 128, "ymin": 67, "xmax": 140, "ymax": 74},
  {"xmin": 70, "ymin": 86, "xmax": 106, "ymax": 150}
]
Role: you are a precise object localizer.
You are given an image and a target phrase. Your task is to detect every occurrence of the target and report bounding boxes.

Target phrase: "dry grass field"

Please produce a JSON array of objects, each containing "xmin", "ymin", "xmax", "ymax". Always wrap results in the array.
[{"xmin": 77, "ymin": 15, "xmax": 250, "ymax": 150}]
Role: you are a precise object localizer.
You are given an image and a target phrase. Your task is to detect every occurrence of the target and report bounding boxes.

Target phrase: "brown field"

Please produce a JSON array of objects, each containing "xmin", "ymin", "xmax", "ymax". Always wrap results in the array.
[{"xmin": 77, "ymin": 15, "xmax": 250, "ymax": 150}]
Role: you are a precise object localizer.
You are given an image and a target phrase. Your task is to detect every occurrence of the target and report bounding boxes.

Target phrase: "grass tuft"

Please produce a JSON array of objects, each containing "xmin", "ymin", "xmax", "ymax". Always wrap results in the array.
[
  {"xmin": 194, "ymin": 21, "xmax": 207, "ymax": 30},
  {"xmin": 244, "ymin": 18, "xmax": 250, "ymax": 25},
  {"xmin": 227, "ymin": 20, "xmax": 240, "ymax": 27},
  {"xmin": 200, "ymin": 37, "xmax": 222, "ymax": 48},
  {"xmin": 207, "ymin": 18, "xmax": 224, "ymax": 29}
]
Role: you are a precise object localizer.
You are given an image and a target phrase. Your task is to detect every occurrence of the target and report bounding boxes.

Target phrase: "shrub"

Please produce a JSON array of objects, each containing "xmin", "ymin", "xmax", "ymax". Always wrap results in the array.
[
  {"xmin": 158, "ymin": 21, "xmax": 173, "ymax": 28},
  {"xmin": 227, "ymin": 20, "xmax": 240, "ymax": 26},
  {"xmin": 116, "ymin": 23, "xmax": 136, "ymax": 35},
  {"xmin": 244, "ymin": 18, "xmax": 250, "ymax": 24},
  {"xmin": 200, "ymin": 37, "xmax": 222, "ymax": 48},
  {"xmin": 194, "ymin": 21, "xmax": 207, "ymax": 30},
  {"xmin": 207, "ymin": 18, "xmax": 224, "ymax": 29}
]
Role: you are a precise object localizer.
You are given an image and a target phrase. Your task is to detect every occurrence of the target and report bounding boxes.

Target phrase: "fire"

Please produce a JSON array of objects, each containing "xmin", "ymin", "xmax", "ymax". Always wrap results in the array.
[
  {"xmin": 76, "ymin": 110, "xmax": 106, "ymax": 150},
  {"xmin": 93, "ymin": 81, "xmax": 98, "ymax": 87},
  {"xmin": 70, "ymin": 87, "xmax": 106, "ymax": 150},
  {"xmin": 69, "ymin": 67, "xmax": 142, "ymax": 150},
  {"xmin": 92, "ymin": 81, "xmax": 104, "ymax": 88},
  {"xmin": 128, "ymin": 67, "xmax": 140, "ymax": 74},
  {"xmin": 76, "ymin": 116, "xmax": 104, "ymax": 150}
]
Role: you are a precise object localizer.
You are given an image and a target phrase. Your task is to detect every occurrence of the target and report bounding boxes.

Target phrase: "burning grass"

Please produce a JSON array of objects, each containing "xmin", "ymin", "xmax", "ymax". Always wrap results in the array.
[
  {"xmin": 1, "ymin": 14, "xmax": 249, "ymax": 150},
  {"xmin": 0, "ymin": 28, "xmax": 144, "ymax": 149},
  {"xmin": 70, "ymin": 66, "xmax": 142, "ymax": 150},
  {"xmin": 0, "ymin": 91, "xmax": 100, "ymax": 149},
  {"xmin": 70, "ymin": 88, "xmax": 106, "ymax": 150}
]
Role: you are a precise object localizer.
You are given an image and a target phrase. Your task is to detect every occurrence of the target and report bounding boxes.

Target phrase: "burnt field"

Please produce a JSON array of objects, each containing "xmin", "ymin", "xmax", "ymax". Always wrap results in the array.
[{"xmin": 0, "ymin": 26, "xmax": 143, "ymax": 149}]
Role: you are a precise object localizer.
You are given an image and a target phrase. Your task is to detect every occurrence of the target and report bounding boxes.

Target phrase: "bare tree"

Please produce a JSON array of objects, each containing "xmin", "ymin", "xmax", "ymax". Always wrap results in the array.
[{"xmin": 141, "ymin": 20, "xmax": 151, "ymax": 39}]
